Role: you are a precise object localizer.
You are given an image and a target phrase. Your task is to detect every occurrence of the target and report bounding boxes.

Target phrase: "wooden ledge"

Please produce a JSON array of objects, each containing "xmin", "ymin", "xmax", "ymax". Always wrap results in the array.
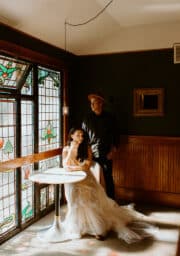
[{"xmin": 0, "ymin": 148, "xmax": 62, "ymax": 172}]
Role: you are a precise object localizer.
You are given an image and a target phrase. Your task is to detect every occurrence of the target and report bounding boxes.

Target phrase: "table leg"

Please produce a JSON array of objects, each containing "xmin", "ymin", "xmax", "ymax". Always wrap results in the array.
[{"xmin": 38, "ymin": 184, "xmax": 68, "ymax": 242}]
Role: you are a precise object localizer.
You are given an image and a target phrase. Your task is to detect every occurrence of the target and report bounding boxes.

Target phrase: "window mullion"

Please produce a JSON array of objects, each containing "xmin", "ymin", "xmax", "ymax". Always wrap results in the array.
[
  {"xmin": 15, "ymin": 99, "xmax": 22, "ymax": 228},
  {"xmin": 32, "ymin": 65, "xmax": 40, "ymax": 216}
]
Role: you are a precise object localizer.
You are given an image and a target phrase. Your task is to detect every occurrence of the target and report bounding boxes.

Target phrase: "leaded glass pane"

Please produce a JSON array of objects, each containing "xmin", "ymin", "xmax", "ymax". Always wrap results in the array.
[
  {"xmin": 0, "ymin": 98, "xmax": 16, "ymax": 162},
  {"xmin": 21, "ymin": 164, "xmax": 34, "ymax": 223},
  {"xmin": 38, "ymin": 67, "xmax": 61, "ymax": 211},
  {"xmin": 21, "ymin": 71, "xmax": 33, "ymax": 95},
  {"xmin": 38, "ymin": 67, "xmax": 61, "ymax": 153},
  {"xmin": 39, "ymin": 156, "xmax": 60, "ymax": 171},
  {"xmin": 21, "ymin": 101, "xmax": 33, "ymax": 157},
  {"xmin": 0, "ymin": 55, "xmax": 29, "ymax": 89},
  {"xmin": 40, "ymin": 187, "xmax": 47, "ymax": 211},
  {"xmin": 48, "ymin": 185, "xmax": 54, "ymax": 205},
  {"xmin": 21, "ymin": 100, "xmax": 34, "ymax": 222},
  {"xmin": 40, "ymin": 185, "xmax": 55, "ymax": 210},
  {"xmin": 38, "ymin": 156, "xmax": 58, "ymax": 209},
  {"xmin": 0, "ymin": 171, "xmax": 16, "ymax": 234},
  {"xmin": 0, "ymin": 98, "xmax": 16, "ymax": 234}
]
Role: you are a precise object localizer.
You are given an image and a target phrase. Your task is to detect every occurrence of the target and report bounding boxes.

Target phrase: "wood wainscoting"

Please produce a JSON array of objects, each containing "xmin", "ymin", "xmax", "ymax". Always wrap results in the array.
[{"xmin": 113, "ymin": 136, "xmax": 180, "ymax": 207}]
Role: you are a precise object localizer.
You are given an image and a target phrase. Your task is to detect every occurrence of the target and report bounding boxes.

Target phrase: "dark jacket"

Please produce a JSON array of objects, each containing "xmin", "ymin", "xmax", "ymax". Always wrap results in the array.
[{"xmin": 82, "ymin": 111, "xmax": 119, "ymax": 159}]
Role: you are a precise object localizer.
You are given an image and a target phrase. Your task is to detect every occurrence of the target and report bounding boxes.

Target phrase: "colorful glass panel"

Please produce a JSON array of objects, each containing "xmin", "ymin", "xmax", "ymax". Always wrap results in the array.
[
  {"xmin": 0, "ymin": 55, "xmax": 28, "ymax": 89},
  {"xmin": 0, "ymin": 98, "xmax": 16, "ymax": 233},
  {"xmin": 0, "ymin": 171, "xmax": 16, "ymax": 234},
  {"xmin": 38, "ymin": 67, "xmax": 61, "ymax": 212},
  {"xmin": 0, "ymin": 98, "xmax": 16, "ymax": 162},
  {"xmin": 21, "ymin": 101, "xmax": 34, "ymax": 222},
  {"xmin": 21, "ymin": 71, "xmax": 33, "ymax": 95},
  {"xmin": 21, "ymin": 164, "xmax": 34, "ymax": 222},
  {"xmin": 21, "ymin": 101, "xmax": 33, "ymax": 157},
  {"xmin": 41, "ymin": 121, "xmax": 57, "ymax": 144},
  {"xmin": 38, "ymin": 66, "xmax": 61, "ymax": 152},
  {"xmin": 38, "ymin": 69, "xmax": 60, "ymax": 88}
]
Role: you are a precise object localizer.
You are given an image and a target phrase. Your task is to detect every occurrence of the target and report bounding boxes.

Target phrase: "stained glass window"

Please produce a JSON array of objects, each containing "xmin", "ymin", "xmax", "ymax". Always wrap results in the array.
[
  {"xmin": 38, "ymin": 67, "xmax": 61, "ymax": 210},
  {"xmin": 21, "ymin": 101, "xmax": 34, "ymax": 222},
  {"xmin": 0, "ymin": 98, "xmax": 16, "ymax": 162},
  {"xmin": 40, "ymin": 187, "xmax": 47, "ymax": 211},
  {"xmin": 0, "ymin": 171, "xmax": 16, "ymax": 233},
  {"xmin": 21, "ymin": 164, "xmax": 34, "ymax": 223},
  {"xmin": 40, "ymin": 185, "xmax": 55, "ymax": 210},
  {"xmin": 0, "ymin": 55, "xmax": 29, "ymax": 89},
  {"xmin": 38, "ymin": 66, "xmax": 61, "ymax": 173},
  {"xmin": 39, "ymin": 67, "xmax": 61, "ymax": 153},
  {"xmin": 21, "ymin": 71, "xmax": 33, "ymax": 95},
  {"xmin": 0, "ymin": 98, "xmax": 16, "ymax": 232},
  {"xmin": 0, "ymin": 54, "xmax": 62, "ymax": 239},
  {"xmin": 21, "ymin": 101, "xmax": 33, "ymax": 157}
]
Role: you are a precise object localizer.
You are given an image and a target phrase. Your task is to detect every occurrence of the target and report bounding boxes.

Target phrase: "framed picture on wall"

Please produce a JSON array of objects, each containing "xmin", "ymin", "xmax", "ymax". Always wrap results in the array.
[{"xmin": 133, "ymin": 88, "xmax": 164, "ymax": 117}]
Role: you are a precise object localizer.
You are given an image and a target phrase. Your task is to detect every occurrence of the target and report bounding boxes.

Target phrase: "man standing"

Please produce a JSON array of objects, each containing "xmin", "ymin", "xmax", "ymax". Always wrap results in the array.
[{"xmin": 82, "ymin": 92, "xmax": 119, "ymax": 199}]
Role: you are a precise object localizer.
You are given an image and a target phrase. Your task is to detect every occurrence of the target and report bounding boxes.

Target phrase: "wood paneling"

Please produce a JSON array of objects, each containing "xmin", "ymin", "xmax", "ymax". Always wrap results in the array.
[{"xmin": 113, "ymin": 136, "xmax": 180, "ymax": 206}]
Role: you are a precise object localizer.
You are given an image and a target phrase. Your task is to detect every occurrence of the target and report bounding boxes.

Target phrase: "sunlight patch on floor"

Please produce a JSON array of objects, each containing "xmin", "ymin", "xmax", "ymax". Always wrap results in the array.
[{"xmin": 0, "ymin": 206, "xmax": 179, "ymax": 256}]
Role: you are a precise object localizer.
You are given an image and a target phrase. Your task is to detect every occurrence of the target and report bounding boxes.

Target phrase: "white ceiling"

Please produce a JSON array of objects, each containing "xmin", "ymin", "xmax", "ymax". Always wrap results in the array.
[{"xmin": 1, "ymin": 0, "xmax": 180, "ymax": 55}]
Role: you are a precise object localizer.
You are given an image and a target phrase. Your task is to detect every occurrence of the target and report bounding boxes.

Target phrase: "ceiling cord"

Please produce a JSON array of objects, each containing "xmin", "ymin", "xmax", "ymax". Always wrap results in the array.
[{"xmin": 64, "ymin": 0, "xmax": 114, "ymax": 51}]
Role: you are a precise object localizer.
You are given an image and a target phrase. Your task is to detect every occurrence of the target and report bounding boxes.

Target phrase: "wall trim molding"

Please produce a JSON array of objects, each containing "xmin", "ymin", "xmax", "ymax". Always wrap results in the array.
[{"xmin": 116, "ymin": 187, "xmax": 180, "ymax": 208}]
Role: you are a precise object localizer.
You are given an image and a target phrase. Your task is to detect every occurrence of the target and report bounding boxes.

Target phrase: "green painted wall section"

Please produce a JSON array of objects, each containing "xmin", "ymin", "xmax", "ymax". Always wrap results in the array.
[{"xmin": 70, "ymin": 50, "xmax": 180, "ymax": 136}]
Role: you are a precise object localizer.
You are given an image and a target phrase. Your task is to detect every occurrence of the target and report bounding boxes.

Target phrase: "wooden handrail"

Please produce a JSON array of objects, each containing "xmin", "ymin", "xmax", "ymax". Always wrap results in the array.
[{"xmin": 0, "ymin": 147, "xmax": 62, "ymax": 172}]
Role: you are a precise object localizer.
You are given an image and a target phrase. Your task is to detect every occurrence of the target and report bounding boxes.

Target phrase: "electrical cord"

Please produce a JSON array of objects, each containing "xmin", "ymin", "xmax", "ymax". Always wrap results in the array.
[{"xmin": 64, "ymin": 0, "xmax": 114, "ymax": 50}]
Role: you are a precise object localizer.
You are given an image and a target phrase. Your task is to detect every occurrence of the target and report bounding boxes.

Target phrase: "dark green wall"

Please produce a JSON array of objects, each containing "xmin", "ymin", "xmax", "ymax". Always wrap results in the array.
[{"xmin": 70, "ymin": 49, "xmax": 180, "ymax": 136}]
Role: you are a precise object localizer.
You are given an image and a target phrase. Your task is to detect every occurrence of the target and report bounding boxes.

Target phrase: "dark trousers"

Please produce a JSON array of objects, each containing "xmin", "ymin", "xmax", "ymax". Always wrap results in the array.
[{"xmin": 94, "ymin": 157, "xmax": 115, "ymax": 200}]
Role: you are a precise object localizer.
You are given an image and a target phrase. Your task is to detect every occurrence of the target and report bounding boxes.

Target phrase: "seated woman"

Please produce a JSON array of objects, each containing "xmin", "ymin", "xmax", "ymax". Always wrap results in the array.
[{"xmin": 62, "ymin": 127, "xmax": 155, "ymax": 243}]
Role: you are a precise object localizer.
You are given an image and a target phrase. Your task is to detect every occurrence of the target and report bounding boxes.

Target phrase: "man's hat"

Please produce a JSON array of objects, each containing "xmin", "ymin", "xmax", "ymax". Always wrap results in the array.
[{"xmin": 88, "ymin": 92, "xmax": 105, "ymax": 102}]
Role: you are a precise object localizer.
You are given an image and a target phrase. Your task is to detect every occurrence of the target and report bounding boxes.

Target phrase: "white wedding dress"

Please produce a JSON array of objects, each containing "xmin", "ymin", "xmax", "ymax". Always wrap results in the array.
[{"xmin": 62, "ymin": 146, "xmax": 154, "ymax": 243}]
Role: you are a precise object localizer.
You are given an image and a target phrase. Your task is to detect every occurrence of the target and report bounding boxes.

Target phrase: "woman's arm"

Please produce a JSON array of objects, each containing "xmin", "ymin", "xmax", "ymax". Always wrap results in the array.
[
  {"xmin": 62, "ymin": 146, "xmax": 78, "ymax": 169},
  {"xmin": 62, "ymin": 145, "xmax": 83, "ymax": 171},
  {"xmin": 78, "ymin": 146, "xmax": 92, "ymax": 171},
  {"xmin": 62, "ymin": 145, "xmax": 92, "ymax": 171}
]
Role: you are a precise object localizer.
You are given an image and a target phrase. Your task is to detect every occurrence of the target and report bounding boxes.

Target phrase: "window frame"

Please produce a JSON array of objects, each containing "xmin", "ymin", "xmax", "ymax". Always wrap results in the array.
[{"xmin": 0, "ymin": 41, "xmax": 68, "ymax": 243}]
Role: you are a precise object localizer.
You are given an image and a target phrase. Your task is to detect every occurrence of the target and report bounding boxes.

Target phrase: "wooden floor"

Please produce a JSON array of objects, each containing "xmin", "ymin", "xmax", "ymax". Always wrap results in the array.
[{"xmin": 0, "ymin": 204, "xmax": 180, "ymax": 256}]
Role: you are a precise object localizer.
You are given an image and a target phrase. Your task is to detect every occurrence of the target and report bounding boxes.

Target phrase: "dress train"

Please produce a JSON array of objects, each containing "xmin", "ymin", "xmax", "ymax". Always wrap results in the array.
[{"xmin": 62, "ymin": 167, "xmax": 157, "ymax": 243}]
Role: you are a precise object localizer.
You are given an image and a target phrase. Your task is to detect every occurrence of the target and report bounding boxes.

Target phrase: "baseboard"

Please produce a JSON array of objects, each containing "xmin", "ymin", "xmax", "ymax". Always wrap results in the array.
[{"xmin": 116, "ymin": 187, "xmax": 180, "ymax": 208}]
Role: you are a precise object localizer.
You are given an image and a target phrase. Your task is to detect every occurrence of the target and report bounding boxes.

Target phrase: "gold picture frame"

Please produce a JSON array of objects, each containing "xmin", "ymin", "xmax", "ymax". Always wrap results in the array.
[{"xmin": 133, "ymin": 88, "xmax": 164, "ymax": 117}]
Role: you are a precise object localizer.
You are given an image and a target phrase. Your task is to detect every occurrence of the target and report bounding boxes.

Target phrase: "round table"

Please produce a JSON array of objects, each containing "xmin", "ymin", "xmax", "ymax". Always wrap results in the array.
[{"xmin": 29, "ymin": 167, "xmax": 86, "ymax": 242}]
